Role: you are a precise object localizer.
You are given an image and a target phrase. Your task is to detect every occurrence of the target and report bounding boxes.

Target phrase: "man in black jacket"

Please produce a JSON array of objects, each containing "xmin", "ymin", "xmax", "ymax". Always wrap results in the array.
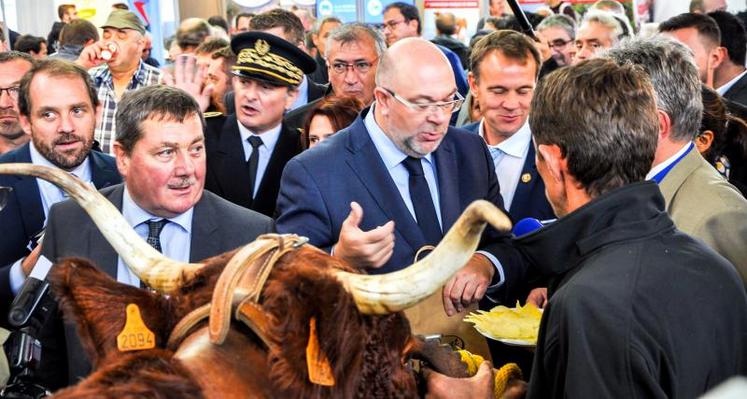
[{"xmin": 516, "ymin": 58, "xmax": 746, "ymax": 397}]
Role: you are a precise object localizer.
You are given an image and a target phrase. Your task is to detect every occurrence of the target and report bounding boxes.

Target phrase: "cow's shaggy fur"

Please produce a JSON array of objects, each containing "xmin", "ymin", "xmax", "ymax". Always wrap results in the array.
[{"xmin": 49, "ymin": 246, "xmax": 464, "ymax": 398}]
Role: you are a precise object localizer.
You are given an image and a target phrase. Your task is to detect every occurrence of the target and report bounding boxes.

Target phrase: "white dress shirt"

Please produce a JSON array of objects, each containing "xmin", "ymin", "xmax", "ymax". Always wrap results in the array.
[
  {"xmin": 478, "ymin": 119, "xmax": 532, "ymax": 211},
  {"xmin": 645, "ymin": 141, "xmax": 692, "ymax": 181},
  {"xmin": 237, "ymin": 120, "xmax": 282, "ymax": 198}
]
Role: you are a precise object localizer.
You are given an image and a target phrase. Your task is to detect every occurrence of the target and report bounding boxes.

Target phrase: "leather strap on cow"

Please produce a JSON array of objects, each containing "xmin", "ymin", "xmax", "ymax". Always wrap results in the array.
[{"xmin": 166, "ymin": 234, "xmax": 309, "ymax": 350}]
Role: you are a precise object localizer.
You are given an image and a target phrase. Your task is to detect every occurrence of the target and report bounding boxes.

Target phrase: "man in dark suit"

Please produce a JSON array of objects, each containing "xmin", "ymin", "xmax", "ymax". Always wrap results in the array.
[
  {"xmin": 463, "ymin": 31, "xmax": 554, "ymax": 223},
  {"xmin": 283, "ymin": 23, "xmax": 385, "ymax": 138},
  {"xmin": 277, "ymin": 38, "xmax": 525, "ymax": 316},
  {"xmin": 34, "ymin": 85, "xmax": 273, "ymax": 390},
  {"xmin": 0, "ymin": 51, "xmax": 34, "ymax": 156},
  {"xmin": 708, "ymin": 11, "xmax": 747, "ymax": 106},
  {"xmin": 0, "ymin": 59, "xmax": 121, "ymax": 324},
  {"xmin": 205, "ymin": 32, "xmax": 316, "ymax": 218}
]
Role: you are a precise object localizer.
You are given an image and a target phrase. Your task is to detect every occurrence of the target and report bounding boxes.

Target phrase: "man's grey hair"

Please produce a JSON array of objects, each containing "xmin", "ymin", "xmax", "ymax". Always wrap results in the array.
[
  {"xmin": 536, "ymin": 14, "xmax": 576, "ymax": 40},
  {"xmin": 604, "ymin": 36, "xmax": 703, "ymax": 141},
  {"xmin": 582, "ymin": 10, "xmax": 624, "ymax": 43},
  {"xmin": 325, "ymin": 22, "xmax": 386, "ymax": 58}
]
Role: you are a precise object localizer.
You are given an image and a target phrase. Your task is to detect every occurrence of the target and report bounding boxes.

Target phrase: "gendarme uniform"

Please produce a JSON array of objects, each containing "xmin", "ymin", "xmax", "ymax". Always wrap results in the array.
[{"xmin": 204, "ymin": 32, "xmax": 316, "ymax": 218}]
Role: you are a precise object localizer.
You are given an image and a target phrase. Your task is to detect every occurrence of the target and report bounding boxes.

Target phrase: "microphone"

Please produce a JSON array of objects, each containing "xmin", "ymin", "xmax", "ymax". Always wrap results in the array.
[
  {"xmin": 512, "ymin": 218, "xmax": 556, "ymax": 238},
  {"xmin": 7, "ymin": 278, "xmax": 51, "ymax": 329}
]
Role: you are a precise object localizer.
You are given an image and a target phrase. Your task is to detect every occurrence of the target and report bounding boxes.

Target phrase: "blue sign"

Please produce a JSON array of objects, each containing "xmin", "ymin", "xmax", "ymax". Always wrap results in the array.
[{"xmin": 317, "ymin": 0, "xmax": 358, "ymax": 23}]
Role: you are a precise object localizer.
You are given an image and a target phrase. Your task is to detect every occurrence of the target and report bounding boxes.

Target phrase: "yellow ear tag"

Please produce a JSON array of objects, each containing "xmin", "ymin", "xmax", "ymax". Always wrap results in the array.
[
  {"xmin": 306, "ymin": 317, "xmax": 335, "ymax": 386},
  {"xmin": 117, "ymin": 304, "xmax": 156, "ymax": 352}
]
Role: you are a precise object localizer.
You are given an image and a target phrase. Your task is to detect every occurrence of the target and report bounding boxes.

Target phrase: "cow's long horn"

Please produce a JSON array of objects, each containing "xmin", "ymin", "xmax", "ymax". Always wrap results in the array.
[
  {"xmin": 0, "ymin": 164, "xmax": 203, "ymax": 293},
  {"xmin": 333, "ymin": 200, "xmax": 512, "ymax": 314}
]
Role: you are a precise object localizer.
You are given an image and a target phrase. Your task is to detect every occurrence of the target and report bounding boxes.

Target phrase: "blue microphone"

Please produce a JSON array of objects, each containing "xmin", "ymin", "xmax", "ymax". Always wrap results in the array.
[{"xmin": 513, "ymin": 218, "xmax": 555, "ymax": 237}]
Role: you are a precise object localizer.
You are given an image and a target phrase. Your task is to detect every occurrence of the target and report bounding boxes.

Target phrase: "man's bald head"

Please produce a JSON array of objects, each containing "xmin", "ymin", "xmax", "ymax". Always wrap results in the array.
[{"xmin": 376, "ymin": 38, "xmax": 454, "ymax": 90}]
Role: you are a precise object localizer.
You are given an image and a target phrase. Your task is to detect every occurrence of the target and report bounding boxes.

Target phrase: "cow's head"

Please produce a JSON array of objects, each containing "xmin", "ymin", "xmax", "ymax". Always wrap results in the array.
[{"xmin": 0, "ymin": 164, "xmax": 511, "ymax": 398}]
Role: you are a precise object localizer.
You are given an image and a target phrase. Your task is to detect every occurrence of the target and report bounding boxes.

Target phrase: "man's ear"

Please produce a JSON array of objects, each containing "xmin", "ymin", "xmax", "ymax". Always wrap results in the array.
[
  {"xmin": 695, "ymin": 130, "xmax": 714, "ymax": 154},
  {"xmin": 467, "ymin": 71, "xmax": 479, "ymax": 100},
  {"xmin": 19, "ymin": 114, "xmax": 32, "ymax": 135},
  {"xmin": 373, "ymin": 87, "xmax": 391, "ymax": 116},
  {"xmin": 657, "ymin": 109, "xmax": 673, "ymax": 143},
  {"xmin": 112, "ymin": 142, "xmax": 130, "ymax": 179},
  {"xmin": 537, "ymin": 144, "xmax": 564, "ymax": 184},
  {"xmin": 285, "ymin": 86, "xmax": 300, "ymax": 110}
]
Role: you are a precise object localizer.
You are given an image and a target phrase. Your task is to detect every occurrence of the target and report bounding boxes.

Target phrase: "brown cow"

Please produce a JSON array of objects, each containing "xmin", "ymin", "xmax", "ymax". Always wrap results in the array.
[{"xmin": 0, "ymin": 164, "xmax": 518, "ymax": 398}]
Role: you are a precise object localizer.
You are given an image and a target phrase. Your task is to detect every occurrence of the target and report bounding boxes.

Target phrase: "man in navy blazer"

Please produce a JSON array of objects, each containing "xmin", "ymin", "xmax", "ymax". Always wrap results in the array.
[
  {"xmin": 277, "ymin": 38, "xmax": 525, "ymax": 314},
  {"xmin": 0, "ymin": 59, "xmax": 122, "ymax": 325},
  {"xmin": 464, "ymin": 30, "xmax": 554, "ymax": 224}
]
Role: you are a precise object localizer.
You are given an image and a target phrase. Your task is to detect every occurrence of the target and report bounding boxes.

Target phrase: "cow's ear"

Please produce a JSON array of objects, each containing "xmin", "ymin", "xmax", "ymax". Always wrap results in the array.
[{"xmin": 49, "ymin": 258, "xmax": 170, "ymax": 367}]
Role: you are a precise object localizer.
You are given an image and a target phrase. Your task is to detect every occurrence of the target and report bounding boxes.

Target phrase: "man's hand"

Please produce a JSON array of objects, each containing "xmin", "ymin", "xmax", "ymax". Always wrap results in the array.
[
  {"xmin": 75, "ymin": 41, "xmax": 111, "ymax": 70},
  {"xmin": 165, "ymin": 54, "xmax": 213, "ymax": 112},
  {"xmin": 526, "ymin": 287, "xmax": 548, "ymax": 309},
  {"xmin": 21, "ymin": 245, "xmax": 42, "ymax": 277},
  {"xmin": 425, "ymin": 361, "xmax": 494, "ymax": 399},
  {"xmin": 334, "ymin": 202, "xmax": 395, "ymax": 269},
  {"xmin": 443, "ymin": 253, "xmax": 494, "ymax": 316}
]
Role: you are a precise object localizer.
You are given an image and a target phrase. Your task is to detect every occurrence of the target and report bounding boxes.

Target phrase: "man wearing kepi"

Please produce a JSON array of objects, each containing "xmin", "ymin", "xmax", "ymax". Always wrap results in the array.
[
  {"xmin": 205, "ymin": 32, "xmax": 316, "ymax": 217},
  {"xmin": 517, "ymin": 58, "xmax": 746, "ymax": 397},
  {"xmin": 276, "ymin": 38, "xmax": 525, "ymax": 357},
  {"xmin": 36, "ymin": 85, "xmax": 273, "ymax": 388}
]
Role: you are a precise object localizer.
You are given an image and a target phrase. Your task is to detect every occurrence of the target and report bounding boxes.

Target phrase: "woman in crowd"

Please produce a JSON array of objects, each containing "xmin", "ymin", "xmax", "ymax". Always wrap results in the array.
[{"xmin": 303, "ymin": 96, "xmax": 363, "ymax": 149}]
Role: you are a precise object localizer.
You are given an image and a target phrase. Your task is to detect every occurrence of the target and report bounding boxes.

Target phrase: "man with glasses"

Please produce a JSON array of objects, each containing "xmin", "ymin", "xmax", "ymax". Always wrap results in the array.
[
  {"xmin": 536, "ymin": 14, "xmax": 576, "ymax": 68},
  {"xmin": 382, "ymin": 2, "xmax": 469, "ymax": 98},
  {"xmin": 0, "ymin": 52, "xmax": 33, "ymax": 156},
  {"xmin": 284, "ymin": 23, "xmax": 384, "ymax": 140},
  {"xmin": 277, "ymin": 39, "xmax": 524, "ymax": 338}
]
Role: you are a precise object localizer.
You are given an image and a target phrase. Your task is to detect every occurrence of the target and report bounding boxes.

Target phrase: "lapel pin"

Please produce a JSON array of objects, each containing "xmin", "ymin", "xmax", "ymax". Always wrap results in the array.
[{"xmin": 521, "ymin": 173, "xmax": 532, "ymax": 183}]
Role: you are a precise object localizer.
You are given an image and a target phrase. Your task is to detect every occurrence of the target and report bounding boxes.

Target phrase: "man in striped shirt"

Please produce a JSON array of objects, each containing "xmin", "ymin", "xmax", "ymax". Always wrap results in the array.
[{"xmin": 76, "ymin": 10, "xmax": 161, "ymax": 154}]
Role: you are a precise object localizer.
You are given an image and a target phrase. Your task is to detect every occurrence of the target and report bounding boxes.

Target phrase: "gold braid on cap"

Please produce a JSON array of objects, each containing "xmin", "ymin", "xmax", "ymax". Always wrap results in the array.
[{"xmin": 234, "ymin": 39, "xmax": 303, "ymax": 85}]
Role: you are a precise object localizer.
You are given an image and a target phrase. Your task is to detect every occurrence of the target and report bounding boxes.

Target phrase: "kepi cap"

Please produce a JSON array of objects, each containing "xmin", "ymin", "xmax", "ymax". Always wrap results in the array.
[
  {"xmin": 230, "ymin": 31, "xmax": 316, "ymax": 87},
  {"xmin": 101, "ymin": 10, "xmax": 146, "ymax": 35}
]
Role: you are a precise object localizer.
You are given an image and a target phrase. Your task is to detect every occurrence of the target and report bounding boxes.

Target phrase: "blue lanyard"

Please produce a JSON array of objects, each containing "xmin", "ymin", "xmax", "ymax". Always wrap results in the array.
[{"xmin": 651, "ymin": 142, "xmax": 694, "ymax": 184}]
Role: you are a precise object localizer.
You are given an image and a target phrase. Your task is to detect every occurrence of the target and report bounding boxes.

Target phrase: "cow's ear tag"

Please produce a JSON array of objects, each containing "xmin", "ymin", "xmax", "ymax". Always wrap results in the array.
[
  {"xmin": 117, "ymin": 304, "xmax": 156, "ymax": 352},
  {"xmin": 306, "ymin": 317, "xmax": 335, "ymax": 386}
]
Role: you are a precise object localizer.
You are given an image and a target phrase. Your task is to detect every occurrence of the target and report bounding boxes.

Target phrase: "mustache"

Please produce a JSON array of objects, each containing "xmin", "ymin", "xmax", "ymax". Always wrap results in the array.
[
  {"xmin": 53, "ymin": 133, "xmax": 82, "ymax": 146},
  {"xmin": 0, "ymin": 109, "xmax": 18, "ymax": 119},
  {"xmin": 168, "ymin": 177, "xmax": 196, "ymax": 189}
]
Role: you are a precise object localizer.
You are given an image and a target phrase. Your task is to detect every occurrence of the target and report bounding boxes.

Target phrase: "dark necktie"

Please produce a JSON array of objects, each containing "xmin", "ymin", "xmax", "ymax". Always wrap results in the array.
[
  {"xmin": 142, "ymin": 219, "xmax": 167, "ymax": 289},
  {"xmin": 402, "ymin": 157, "xmax": 442, "ymax": 245},
  {"xmin": 247, "ymin": 136, "xmax": 264, "ymax": 198},
  {"xmin": 146, "ymin": 219, "xmax": 168, "ymax": 253}
]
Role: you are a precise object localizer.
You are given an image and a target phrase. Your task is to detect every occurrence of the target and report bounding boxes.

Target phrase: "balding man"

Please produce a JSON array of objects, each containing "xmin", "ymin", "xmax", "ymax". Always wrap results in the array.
[{"xmin": 277, "ymin": 39, "xmax": 524, "ymax": 351}]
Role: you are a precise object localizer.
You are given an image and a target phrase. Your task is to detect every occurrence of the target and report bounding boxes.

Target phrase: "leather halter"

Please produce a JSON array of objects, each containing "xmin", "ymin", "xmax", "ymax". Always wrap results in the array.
[{"xmin": 167, "ymin": 234, "xmax": 309, "ymax": 350}]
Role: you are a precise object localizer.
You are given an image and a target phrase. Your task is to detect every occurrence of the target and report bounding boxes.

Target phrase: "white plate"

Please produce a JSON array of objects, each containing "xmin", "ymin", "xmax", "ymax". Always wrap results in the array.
[{"xmin": 473, "ymin": 325, "xmax": 537, "ymax": 347}]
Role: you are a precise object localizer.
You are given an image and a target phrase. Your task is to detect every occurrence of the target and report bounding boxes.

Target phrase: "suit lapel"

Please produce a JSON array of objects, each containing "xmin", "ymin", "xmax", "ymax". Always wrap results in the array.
[
  {"xmin": 510, "ymin": 142, "xmax": 538, "ymax": 215},
  {"xmin": 724, "ymin": 73, "xmax": 747, "ymax": 101},
  {"xmin": 11, "ymin": 145, "xmax": 45, "ymax": 237},
  {"xmin": 89, "ymin": 186, "xmax": 124, "ymax": 278},
  {"xmin": 215, "ymin": 115, "xmax": 253, "ymax": 207},
  {"xmin": 189, "ymin": 193, "xmax": 219, "ymax": 262},
  {"xmin": 345, "ymin": 117, "xmax": 423, "ymax": 251},
  {"xmin": 254, "ymin": 123, "xmax": 300, "ymax": 210},
  {"xmin": 89, "ymin": 151, "xmax": 121, "ymax": 189},
  {"xmin": 433, "ymin": 137, "xmax": 459, "ymax": 232}
]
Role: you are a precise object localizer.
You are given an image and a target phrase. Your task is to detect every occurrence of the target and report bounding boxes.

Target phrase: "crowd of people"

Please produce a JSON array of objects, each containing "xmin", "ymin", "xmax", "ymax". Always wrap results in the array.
[{"xmin": 0, "ymin": 0, "xmax": 745, "ymax": 397}]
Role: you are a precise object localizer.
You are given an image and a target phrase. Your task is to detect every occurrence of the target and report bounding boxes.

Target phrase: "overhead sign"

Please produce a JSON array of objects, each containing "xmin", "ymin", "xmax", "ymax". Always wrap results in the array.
[
  {"xmin": 317, "ymin": 0, "xmax": 357, "ymax": 22},
  {"xmin": 363, "ymin": 0, "xmax": 415, "ymax": 24}
]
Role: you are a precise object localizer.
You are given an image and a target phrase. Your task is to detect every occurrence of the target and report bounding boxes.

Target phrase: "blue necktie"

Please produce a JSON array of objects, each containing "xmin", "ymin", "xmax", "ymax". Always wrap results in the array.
[{"xmin": 402, "ymin": 157, "xmax": 442, "ymax": 245}]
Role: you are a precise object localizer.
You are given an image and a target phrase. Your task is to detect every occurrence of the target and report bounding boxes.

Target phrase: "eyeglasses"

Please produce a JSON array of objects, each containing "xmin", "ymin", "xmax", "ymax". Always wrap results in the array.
[
  {"xmin": 0, "ymin": 86, "xmax": 20, "ymax": 100},
  {"xmin": 383, "ymin": 88, "xmax": 464, "ymax": 114},
  {"xmin": 383, "ymin": 18, "xmax": 406, "ymax": 31},
  {"xmin": 330, "ymin": 58, "xmax": 378, "ymax": 75},
  {"xmin": 548, "ymin": 39, "xmax": 572, "ymax": 50}
]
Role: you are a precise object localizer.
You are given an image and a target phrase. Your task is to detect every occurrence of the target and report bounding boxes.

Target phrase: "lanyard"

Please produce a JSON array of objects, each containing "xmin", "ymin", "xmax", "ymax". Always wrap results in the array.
[{"xmin": 651, "ymin": 142, "xmax": 694, "ymax": 184}]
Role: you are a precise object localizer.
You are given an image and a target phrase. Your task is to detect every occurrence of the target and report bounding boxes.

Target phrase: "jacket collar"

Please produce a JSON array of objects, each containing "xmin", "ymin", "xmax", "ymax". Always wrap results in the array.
[{"xmin": 515, "ymin": 181, "xmax": 673, "ymax": 278}]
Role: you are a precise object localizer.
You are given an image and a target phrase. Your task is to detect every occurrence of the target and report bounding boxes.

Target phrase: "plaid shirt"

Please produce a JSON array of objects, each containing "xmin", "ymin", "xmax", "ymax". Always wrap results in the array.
[{"xmin": 90, "ymin": 60, "xmax": 161, "ymax": 154}]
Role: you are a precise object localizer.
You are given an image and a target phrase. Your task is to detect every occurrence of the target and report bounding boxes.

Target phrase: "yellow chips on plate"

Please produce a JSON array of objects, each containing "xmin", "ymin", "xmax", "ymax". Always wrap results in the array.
[{"xmin": 464, "ymin": 302, "xmax": 543, "ymax": 346}]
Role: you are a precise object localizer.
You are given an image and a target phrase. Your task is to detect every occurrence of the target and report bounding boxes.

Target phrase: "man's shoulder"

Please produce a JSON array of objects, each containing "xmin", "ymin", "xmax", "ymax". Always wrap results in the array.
[
  {"xmin": 0, "ymin": 143, "xmax": 30, "ymax": 164},
  {"xmin": 676, "ymin": 156, "xmax": 747, "ymax": 211},
  {"xmin": 48, "ymin": 184, "xmax": 121, "ymax": 221},
  {"xmin": 200, "ymin": 190, "xmax": 272, "ymax": 226}
]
